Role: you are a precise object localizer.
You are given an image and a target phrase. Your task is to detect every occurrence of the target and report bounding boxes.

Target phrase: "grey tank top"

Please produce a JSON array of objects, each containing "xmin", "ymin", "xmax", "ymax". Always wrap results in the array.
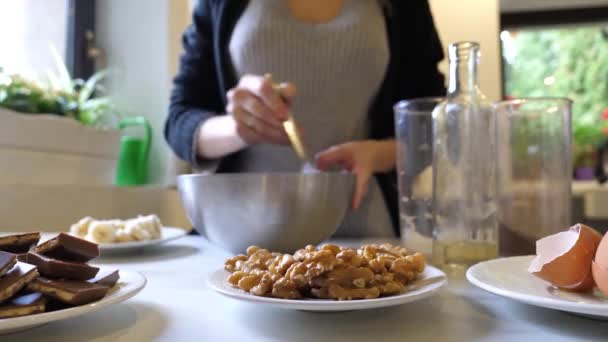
[{"xmin": 228, "ymin": 0, "xmax": 394, "ymax": 237}]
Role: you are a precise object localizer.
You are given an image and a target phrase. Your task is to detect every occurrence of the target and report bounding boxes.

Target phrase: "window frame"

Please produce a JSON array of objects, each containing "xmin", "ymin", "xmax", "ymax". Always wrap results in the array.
[{"xmin": 65, "ymin": 0, "xmax": 96, "ymax": 80}]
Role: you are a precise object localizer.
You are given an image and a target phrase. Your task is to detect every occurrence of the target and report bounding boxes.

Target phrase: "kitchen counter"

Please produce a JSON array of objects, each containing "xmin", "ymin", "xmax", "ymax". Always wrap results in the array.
[{"xmin": 7, "ymin": 236, "xmax": 608, "ymax": 342}]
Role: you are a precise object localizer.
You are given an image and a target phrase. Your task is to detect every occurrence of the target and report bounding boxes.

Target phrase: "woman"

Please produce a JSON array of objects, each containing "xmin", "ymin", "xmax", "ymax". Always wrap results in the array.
[{"xmin": 165, "ymin": 0, "xmax": 445, "ymax": 237}]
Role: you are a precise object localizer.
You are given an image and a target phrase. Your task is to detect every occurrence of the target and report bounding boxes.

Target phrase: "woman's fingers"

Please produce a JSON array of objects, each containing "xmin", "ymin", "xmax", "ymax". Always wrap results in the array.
[
  {"xmin": 227, "ymin": 74, "xmax": 298, "ymax": 146},
  {"xmin": 316, "ymin": 142, "xmax": 376, "ymax": 209},
  {"xmin": 277, "ymin": 82, "xmax": 297, "ymax": 104},
  {"xmin": 315, "ymin": 144, "xmax": 354, "ymax": 171},
  {"xmin": 232, "ymin": 107, "xmax": 290, "ymax": 145},
  {"xmin": 228, "ymin": 88, "xmax": 284, "ymax": 129},
  {"xmin": 352, "ymin": 167, "xmax": 372, "ymax": 210},
  {"xmin": 239, "ymin": 74, "xmax": 288, "ymax": 120}
]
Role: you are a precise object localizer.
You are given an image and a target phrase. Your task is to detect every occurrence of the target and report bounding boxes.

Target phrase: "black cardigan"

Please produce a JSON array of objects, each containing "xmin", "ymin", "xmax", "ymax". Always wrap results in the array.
[{"xmin": 165, "ymin": 0, "xmax": 446, "ymax": 235}]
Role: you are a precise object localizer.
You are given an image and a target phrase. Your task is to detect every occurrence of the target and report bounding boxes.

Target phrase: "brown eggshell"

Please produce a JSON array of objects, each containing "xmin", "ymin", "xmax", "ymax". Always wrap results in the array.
[
  {"xmin": 592, "ymin": 260, "xmax": 608, "ymax": 296},
  {"xmin": 570, "ymin": 225, "xmax": 603, "ymax": 291},
  {"xmin": 571, "ymin": 270, "xmax": 596, "ymax": 292},
  {"xmin": 529, "ymin": 224, "xmax": 601, "ymax": 290}
]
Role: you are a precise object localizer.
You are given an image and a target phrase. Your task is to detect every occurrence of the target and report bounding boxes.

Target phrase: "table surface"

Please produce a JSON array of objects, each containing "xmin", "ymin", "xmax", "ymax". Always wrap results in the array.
[{"xmin": 7, "ymin": 236, "xmax": 608, "ymax": 342}]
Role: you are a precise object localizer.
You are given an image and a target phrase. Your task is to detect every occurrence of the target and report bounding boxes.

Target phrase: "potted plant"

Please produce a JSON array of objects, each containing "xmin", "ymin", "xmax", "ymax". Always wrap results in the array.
[
  {"xmin": 572, "ymin": 108, "xmax": 608, "ymax": 180},
  {"xmin": 0, "ymin": 49, "xmax": 122, "ymax": 186}
]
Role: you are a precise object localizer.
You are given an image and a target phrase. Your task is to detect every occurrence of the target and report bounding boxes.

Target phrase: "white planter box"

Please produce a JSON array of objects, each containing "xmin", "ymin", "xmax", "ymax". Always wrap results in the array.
[{"xmin": 0, "ymin": 108, "xmax": 121, "ymax": 185}]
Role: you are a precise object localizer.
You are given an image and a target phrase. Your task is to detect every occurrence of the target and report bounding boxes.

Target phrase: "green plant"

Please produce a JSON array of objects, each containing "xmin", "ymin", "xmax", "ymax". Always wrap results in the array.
[
  {"xmin": 503, "ymin": 25, "xmax": 608, "ymax": 168},
  {"xmin": 0, "ymin": 46, "xmax": 118, "ymax": 127}
]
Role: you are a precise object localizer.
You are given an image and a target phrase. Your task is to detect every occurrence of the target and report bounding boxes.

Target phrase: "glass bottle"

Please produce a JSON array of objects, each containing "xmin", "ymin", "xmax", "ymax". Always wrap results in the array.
[{"xmin": 431, "ymin": 42, "xmax": 498, "ymax": 273}]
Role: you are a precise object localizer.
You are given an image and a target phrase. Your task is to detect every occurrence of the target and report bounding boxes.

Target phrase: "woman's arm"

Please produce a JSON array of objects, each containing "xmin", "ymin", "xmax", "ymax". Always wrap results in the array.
[
  {"xmin": 165, "ymin": 2, "xmax": 296, "ymax": 161},
  {"xmin": 165, "ymin": 0, "xmax": 227, "ymax": 164}
]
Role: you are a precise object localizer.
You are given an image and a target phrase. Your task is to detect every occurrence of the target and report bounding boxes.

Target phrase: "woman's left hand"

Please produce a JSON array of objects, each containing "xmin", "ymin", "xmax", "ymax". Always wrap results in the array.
[{"xmin": 315, "ymin": 140, "xmax": 396, "ymax": 210}]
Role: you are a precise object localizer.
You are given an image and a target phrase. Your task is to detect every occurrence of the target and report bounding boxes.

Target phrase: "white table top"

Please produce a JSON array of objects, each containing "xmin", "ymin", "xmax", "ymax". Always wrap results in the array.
[{"xmin": 7, "ymin": 236, "xmax": 608, "ymax": 342}]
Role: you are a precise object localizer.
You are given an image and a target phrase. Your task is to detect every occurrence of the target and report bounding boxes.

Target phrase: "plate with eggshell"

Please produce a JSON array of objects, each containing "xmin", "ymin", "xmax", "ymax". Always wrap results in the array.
[
  {"xmin": 65, "ymin": 216, "xmax": 189, "ymax": 254},
  {"xmin": 467, "ymin": 224, "xmax": 608, "ymax": 319}
]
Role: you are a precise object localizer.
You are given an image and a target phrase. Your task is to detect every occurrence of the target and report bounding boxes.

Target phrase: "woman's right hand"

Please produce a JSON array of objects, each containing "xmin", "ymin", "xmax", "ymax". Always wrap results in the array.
[{"xmin": 227, "ymin": 74, "xmax": 296, "ymax": 145}]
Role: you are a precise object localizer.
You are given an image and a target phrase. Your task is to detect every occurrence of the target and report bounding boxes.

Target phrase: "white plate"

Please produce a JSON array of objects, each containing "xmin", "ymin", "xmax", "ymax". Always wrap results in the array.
[
  {"xmin": 0, "ymin": 268, "xmax": 146, "ymax": 334},
  {"xmin": 98, "ymin": 227, "xmax": 188, "ymax": 253},
  {"xmin": 467, "ymin": 256, "xmax": 608, "ymax": 319},
  {"xmin": 208, "ymin": 265, "xmax": 446, "ymax": 312}
]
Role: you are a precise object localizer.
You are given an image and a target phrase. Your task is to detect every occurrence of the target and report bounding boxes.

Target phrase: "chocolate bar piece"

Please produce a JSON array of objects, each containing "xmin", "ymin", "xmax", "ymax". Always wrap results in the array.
[
  {"xmin": 0, "ymin": 292, "xmax": 46, "ymax": 318},
  {"xmin": 28, "ymin": 277, "xmax": 109, "ymax": 306},
  {"xmin": 0, "ymin": 263, "xmax": 39, "ymax": 304},
  {"xmin": 23, "ymin": 253, "xmax": 99, "ymax": 281},
  {"xmin": 90, "ymin": 269, "xmax": 119, "ymax": 287},
  {"xmin": 31, "ymin": 233, "xmax": 99, "ymax": 262},
  {"xmin": 44, "ymin": 299, "xmax": 71, "ymax": 312},
  {"xmin": 0, "ymin": 251, "xmax": 17, "ymax": 277},
  {"xmin": 0, "ymin": 232, "xmax": 40, "ymax": 254}
]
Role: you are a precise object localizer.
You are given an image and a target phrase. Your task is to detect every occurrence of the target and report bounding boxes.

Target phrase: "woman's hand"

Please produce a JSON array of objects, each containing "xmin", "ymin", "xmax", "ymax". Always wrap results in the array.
[
  {"xmin": 227, "ymin": 74, "xmax": 296, "ymax": 145},
  {"xmin": 315, "ymin": 140, "xmax": 396, "ymax": 209}
]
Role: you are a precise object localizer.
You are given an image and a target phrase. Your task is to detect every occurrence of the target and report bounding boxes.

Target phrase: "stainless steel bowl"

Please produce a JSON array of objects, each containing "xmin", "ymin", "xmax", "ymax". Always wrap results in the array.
[{"xmin": 177, "ymin": 173, "xmax": 355, "ymax": 253}]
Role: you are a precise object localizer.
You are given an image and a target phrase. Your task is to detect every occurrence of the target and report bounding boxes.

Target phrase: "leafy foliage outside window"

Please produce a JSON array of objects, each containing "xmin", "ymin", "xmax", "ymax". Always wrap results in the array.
[{"xmin": 502, "ymin": 25, "xmax": 608, "ymax": 168}]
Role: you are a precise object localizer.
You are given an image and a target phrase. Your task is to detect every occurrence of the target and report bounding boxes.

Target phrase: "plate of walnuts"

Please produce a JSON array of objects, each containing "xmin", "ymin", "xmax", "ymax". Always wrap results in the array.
[{"xmin": 208, "ymin": 243, "xmax": 446, "ymax": 311}]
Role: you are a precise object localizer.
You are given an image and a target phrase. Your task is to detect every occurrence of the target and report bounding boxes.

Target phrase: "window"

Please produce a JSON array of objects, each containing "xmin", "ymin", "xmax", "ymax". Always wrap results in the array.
[
  {"xmin": 500, "ymin": 6, "xmax": 608, "ymax": 168},
  {"xmin": 0, "ymin": 0, "xmax": 95, "ymax": 80},
  {"xmin": 0, "ymin": 0, "xmax": 68, "ymax": 78}
]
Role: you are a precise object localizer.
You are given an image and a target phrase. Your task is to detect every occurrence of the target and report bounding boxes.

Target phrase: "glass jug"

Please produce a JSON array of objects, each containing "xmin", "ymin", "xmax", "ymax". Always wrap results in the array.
[
  {"xmin": 394, "ymin": 97, "xmax": 444, "ymax": 259},
  {"xmin": 494, "ymin": 98, "xmax": 572, "ymax": 256}
]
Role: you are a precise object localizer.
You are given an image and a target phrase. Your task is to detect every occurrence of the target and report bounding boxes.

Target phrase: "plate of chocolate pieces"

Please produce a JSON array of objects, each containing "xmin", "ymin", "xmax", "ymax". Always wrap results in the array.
[{"xmin": 0, "ymin": 232, "xmax": 146, "ymax": 334}]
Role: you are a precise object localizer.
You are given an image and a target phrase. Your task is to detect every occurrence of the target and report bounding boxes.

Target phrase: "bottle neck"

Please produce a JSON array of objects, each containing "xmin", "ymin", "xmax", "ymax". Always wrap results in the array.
[{"xmin": 448, "ymin": 56, "xmax": 479, "ymax": 96}]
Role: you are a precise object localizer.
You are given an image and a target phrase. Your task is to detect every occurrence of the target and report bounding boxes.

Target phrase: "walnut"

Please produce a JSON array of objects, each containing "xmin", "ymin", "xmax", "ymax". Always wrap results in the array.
[
  {"xmin": 225, "ymin": 254, "xmax": 247, "ymax": 272},
  {"xmin": 272, "ymin": 277, "xmax": 301, "ymax": 299},
  {"xmin": 250, "ymin": 273, "xmax": 274, "ymax": 296},
  {"xmin": 223, "ymin": 243, "xmax": 425, "ymax": 300}
]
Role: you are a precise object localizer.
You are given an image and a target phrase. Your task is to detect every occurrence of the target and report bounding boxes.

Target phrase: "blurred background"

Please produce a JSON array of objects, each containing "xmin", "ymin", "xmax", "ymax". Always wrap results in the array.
[{"xmin": 1, "ymin": 0, "xmax": 608, "ymax": 229}]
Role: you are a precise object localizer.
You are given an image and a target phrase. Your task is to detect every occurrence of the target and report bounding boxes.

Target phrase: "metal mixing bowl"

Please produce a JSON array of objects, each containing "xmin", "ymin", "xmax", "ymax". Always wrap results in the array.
[{"xmin": 177, "ymin": 173, "xmax": 355, "ymax": 253}]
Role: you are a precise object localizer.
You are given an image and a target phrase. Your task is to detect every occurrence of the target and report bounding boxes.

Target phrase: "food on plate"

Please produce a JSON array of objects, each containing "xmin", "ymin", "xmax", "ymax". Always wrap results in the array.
[
  {"xmin": 0, "ymin": 263, "xmax": 39, "ymax": 303},
  {"xmin": 91, "ymin": 269, "xmax": 120, "ymax": 287},
  {"xmin": 70, "ymin": 215, "xmax": 163, "ymax": 244},
  {"xmin": 31, "ymin": 232, "xmax": 99, "ymax": 262},
  {"xmin": 0, "ymin": 252, "xmax": 17, "ymax": 277},
  {"xmin": 0, "ymin": 232, "xmax": 41, "ymax": 254},
  {"xmin": 528, "ymin": 223, "xmax": 608, "ymax": 293},
  {"xmin": 28, "ymin": 278, "xmax": 110, "ymax": 306},
  {"xmin": 0, "ymin": 232, "xmax": 121, "ymax": 319},
  {"xmin": 0, "ymin": 293, "xmax": 46, "ymax": 318},
  {"xmin": 87, "ymin": 220, "xmax": 121, "ymax": 243},
  {"xmin": 22, "ymin": 253, "xmax": 99, "ymax": 281},
  {"xmin": 224, "ymin": 243, "xmax": 425, "ymax": 300}
]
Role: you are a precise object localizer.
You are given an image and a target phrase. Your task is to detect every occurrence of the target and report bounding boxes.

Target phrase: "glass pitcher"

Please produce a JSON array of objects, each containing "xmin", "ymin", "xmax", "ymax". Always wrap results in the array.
[
  {"xmin": 394, "ymin": 97, "xmax": 444, "ymax": 259},
  {"xmin": 494, "ymin": 98, "xmax": 572, "ymax": 256}
]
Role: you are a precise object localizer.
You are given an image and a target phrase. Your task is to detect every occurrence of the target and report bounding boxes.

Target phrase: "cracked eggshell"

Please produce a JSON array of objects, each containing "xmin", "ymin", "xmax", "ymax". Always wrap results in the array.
[{"xmin": 529, "ymin": 224, "xmax": 602, "ymax": 291}]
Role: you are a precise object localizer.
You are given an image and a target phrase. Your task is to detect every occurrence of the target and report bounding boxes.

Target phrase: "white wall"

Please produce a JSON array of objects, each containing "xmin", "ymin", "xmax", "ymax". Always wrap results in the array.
[
  {"xmin": 96, "ymin": 0, "xmax": 190, "ymax": 185},
  {"xmin": 430, "ymin": 0, "xmax": 502, "ymax": 101}
]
